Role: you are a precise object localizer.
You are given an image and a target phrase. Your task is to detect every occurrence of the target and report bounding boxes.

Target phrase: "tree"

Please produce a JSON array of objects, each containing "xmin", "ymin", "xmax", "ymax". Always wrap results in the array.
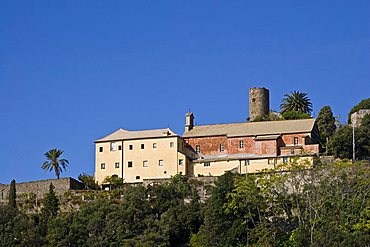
[
  {"xmin": 327, "ymin": 124, "xmax": 370, "ymax": 160},
  {"xmin": 251, "ymin": 111, "xmax": 282, "ymax": 122},
  {"xmin": 280, "ymin": 91, "xmax": 313, "ymax": 114},
  {"xmin": 348, "ymin": 98, "xmax": 370, "ymax": 124},
  {"xmin": 8, "ymin": 179, "xmax": 16, "ymax": 208},
  {"xmin": 102, "ymin": 175, "xmax": 124, "ymax": 190},
  {"xmin": 316, "ymin": 106, "xmax": 336, "ymax": 153},
  {"xmin": 191, "ymin": 172, "xmax": 240, "ymax": 247},
  {"xmin": 282, "ymin": 110, "xmax": 311, "ymax": 120},
  {"xmin": 41, "ymin": 149, "xmax": 69, "ymax": 179},
  {"xmin": 42, "ymin": 183, "xmax": 59, "ymax": 217},
  {"xmin": 78, "ymin": 173, "xmax": 98, "ymax": 190}
]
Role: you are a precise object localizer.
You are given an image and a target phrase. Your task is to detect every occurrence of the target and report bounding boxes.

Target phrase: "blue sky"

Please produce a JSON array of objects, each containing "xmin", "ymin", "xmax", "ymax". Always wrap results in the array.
[{"xmin": 0, "ymin": 1, "xmax": 369, "ymax": 183}]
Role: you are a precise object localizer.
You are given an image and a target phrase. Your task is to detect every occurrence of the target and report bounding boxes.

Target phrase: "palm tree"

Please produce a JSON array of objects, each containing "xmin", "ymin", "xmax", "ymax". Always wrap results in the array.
[
  {"xmin": 280, "ymin": 90, "xmax": 313, "ymax": 114},
  {"xmin": 42, "ymin": 149, "xmax": 69, "ymax": 179}
]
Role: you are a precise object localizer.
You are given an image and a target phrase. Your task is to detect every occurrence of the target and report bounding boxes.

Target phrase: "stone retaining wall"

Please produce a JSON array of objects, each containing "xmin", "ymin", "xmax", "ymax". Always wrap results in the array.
[{"xmin": 0, "ymin": 177, "xmax": 84, "ymax": 200}]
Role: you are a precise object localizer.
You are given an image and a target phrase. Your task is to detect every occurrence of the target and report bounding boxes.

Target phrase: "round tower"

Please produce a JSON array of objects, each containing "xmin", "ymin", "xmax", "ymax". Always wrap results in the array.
[{"xmin": 249, "ymin": 87, "xmax": 269, "ymax": 121}]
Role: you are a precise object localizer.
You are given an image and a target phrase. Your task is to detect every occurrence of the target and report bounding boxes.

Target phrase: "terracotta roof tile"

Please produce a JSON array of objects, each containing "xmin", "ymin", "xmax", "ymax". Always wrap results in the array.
[
  {"xmin": 95, "ymin": 128, "xmax": 178, "ymax": 142},
  {"xmin": 182, "ymin": 119, "xmax": 316, "ymax": 138}
]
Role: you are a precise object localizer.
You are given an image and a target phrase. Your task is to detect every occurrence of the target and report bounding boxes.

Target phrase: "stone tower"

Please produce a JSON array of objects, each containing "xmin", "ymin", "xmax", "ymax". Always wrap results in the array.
[{"xmin": 249, "ymin": 87, "xmax": 269, "ymax": 121}]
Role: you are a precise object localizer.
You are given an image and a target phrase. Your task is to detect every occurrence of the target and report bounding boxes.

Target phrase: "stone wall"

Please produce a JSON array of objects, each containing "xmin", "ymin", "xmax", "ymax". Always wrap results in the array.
[{"xmin": 0, "ymin": 177, "xmax": 84, "ymax": 201}]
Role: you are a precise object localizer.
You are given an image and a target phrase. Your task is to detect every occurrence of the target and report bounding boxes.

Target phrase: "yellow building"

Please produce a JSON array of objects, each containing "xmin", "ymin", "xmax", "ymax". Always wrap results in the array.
[
  {"xmin": 191, "ymin": 154, "xmax": 315, "ymax": 177},
  {"xmin": 95, "ymin": 128, "xmax": 196, "ymax": 185}
]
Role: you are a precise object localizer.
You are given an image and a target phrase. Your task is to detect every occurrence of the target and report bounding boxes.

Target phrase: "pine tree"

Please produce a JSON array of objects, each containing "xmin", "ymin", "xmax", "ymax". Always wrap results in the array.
[
  {"xmin": 9, "ymin": 179, "xmax": 16, "ymax": 208},
  {"xmin": 42, "ymin": 183, "xmax": 59, "ymax": 217},
  {"xmin": 316, "ymin": 106, "xmax": 336, "ymax": 153}
]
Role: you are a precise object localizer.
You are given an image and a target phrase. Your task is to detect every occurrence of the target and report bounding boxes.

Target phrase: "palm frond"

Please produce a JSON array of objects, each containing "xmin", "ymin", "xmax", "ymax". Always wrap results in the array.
[{"xmin": 41, "ymin": 148, "xmax": 69, "ymax": 179}]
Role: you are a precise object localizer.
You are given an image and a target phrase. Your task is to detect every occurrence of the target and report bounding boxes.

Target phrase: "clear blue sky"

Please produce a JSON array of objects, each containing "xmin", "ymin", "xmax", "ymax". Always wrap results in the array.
[{"xmin": 0, "ymin": 1, "xmax": 369, "ymax": 183}]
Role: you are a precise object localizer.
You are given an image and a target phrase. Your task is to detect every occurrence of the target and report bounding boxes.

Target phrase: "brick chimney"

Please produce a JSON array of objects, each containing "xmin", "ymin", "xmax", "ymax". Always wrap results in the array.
[{"xmin": 185, "ymin": 112, "xmax": 194, "ymax": 132}]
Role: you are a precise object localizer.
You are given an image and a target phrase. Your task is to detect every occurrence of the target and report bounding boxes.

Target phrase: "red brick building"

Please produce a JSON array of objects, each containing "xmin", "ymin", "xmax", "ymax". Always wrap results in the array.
[{"xmin": 183, "ymin": 113, "xmax": 320, "ymax": 158}]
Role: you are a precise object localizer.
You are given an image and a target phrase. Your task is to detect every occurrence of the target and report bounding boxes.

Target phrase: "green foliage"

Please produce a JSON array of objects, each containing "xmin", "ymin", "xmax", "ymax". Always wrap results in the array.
[
  {"xmin": 78, "ymin": 173, "xmax": 98, "ymax": 190},
  {"xmin": 282, "ymin": 110, "xmax": 311, "ymax": 120},
  {"xmin": 252, "ymin": 111, "xmax": 282, "ymax": 122},
  {"xmin": 102, "ymin": 175, "xmax": 124, "ymax": 189},
  {"xmin": 0, "ymin": 205, "xmax": 46, "ymax": 246},
  {"xmin": 362, "ymin": 113, "xmax": 370, "ymax": 126},
  {"xmin": 9, "ymin": 179, "xmax": 16, "ymax": 209},
  {"xmin": 44, "ymin": 175, "xmax": 202, "ymax": 246},
  {"xmin": 316, "ymin": 106, "xmax": 336, "ymax": 152},
  {"xmin": 328, "ymin": 123, "xmax": 370, "ymax": 159},
  {"xmin": 348, "ymin": 98, "xmax": 370, "ymax": 124},
  {"xmin": 191, "ymin": 172, "xmax": 244, "ymax": 247},
  {"xmin": 327, "ymin": 125, "xmax": 352, "ymax": 159},
  {"xmin": 280, "ymin": 91, "xmax": 313, "ymax": 114},
  {"xmin": 1, "ymin": 164, "xmax": 369, "ymax": 246},
  {"xmin": 41, "ymin": 148, "xmax": 69, "ymax": 179},
  {"xmin": 42, "ymin": 183, "xmax": 59, "ymax": 217}
]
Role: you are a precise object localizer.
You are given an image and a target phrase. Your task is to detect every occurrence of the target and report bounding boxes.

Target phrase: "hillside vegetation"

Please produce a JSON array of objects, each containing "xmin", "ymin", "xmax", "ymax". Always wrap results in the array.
[{"xmin": 1, "ymin": 160, "xmax": 369, "ymax": 246}]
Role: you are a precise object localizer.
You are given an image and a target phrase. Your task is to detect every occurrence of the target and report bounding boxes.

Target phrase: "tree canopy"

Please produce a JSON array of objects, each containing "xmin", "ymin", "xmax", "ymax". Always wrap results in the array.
[
  {"xmin": 1, "ymin": 162, "xmax": 369, "ymax": 246},
  {"xmin": 316, "ymin": 106, "xmax": 336, "ymax": 152},
  {"xmin": 281, "ymin": 110, "xmax": 311, "ymax": 120},
  {"xmin": 8, "ymin": 179, "xmax": 16, "ymax": 209},
  {"xmin": 41, "ymin": 149, "xmax": 69, "ymax": 179},
  {"xmin": 42, "ymin": 183, "xmax": 59, "ymax": 217},
  {"xmin": 78, "ymin": 173, "xmax": 98, "ymax": 190},
  {"xmin": 280, "ymin": 90, "xmax": 313, "ymax": 114}
]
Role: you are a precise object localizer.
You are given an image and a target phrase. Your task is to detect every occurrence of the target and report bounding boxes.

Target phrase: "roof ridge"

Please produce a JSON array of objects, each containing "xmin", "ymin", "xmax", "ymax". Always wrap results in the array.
[{"xmin": 193, "ymin": 118, "xmax": 315, "ymax": 128}]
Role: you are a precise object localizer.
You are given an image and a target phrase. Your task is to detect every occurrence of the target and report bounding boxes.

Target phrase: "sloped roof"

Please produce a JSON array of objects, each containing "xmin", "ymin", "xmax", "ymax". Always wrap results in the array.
[
  {"xmin": 183, "ymin": 118, "xmax": 316, "ymax": 138},
  {"xmin": 95, "ymin": 128, "xmax": 178, "ymax": 142}
]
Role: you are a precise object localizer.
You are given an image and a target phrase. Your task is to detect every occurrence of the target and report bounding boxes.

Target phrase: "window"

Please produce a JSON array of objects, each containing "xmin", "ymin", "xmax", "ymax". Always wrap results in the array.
[
  {"xmin": 101, "ymin": 163, "xmax": 106, "ymax": 169},
  {"xmin": 136, "ymin": 176, "xmax": 140, "ymax": 180},
  {"xmin": 294, "ymin": 137, "xmax": 299, "ymax": 145},
  {"xmin": 118, "ymin": 145, "xmax": 122, "ymax": 150},
  {"xmin": 99, "ymin": 147, "xmax": 103, "ymax": 152},
  {"xmin": 129, "ymin": 144, "xmax": 133, "ymax": 150},
  {"xmin": 291, "ymin": 149, "xmax": 295, "ymax": 155},
  {"xmin": 179, "ymin": 159, "xmax": 184, "ymax": 165},
  {"xmin": 246, "ymin": 160, "xmax": 250, "ymax": 166},
  {"xmin": 283, "ymin": 157, "xmax": 288, "ymax": 163},
  {"xmin": 170, "ymin": 142, "xmax": 174, "ymax": 148},
  {"xmin": 115, "ymin": 162, "xmax": 120, "ymax": 168},
  {"xmin": 239, "ymin": 140, "xmax": 244, "ymax": 149},
  {"xmin": 196, "ymin": 145, "xmax": 200, "ymax": 153},
  {"xmin": 143, "ymin": 160, "xmax": 148, "ymax": 167},
  {"xmin": 153, "ymin": 143, "xmax": 157, "ymax": 149},
  {"xmin": 141, "ymin": 144, "xmax": 145, "ymax": 149},
  {"xmin": 204, "ymin": 162, "xmax": 210, "ymax": 167},
  {"xmin": 128, "ymin": 161, "xmax": 133, "ymax": 168},
  {"xmin": 164, "ymin": 171, "xmax": 167, "ymax": 174},
  {"xmin": 110, "ymin": 142, "xmax": 116, "ymax": 151},
  {"xmin": 159, "ymin": 160, "xmax": 164, "ymax": 166},
  {"xmin": 220, "ymin": 144, "xmax": 224, "ymax": 152}
]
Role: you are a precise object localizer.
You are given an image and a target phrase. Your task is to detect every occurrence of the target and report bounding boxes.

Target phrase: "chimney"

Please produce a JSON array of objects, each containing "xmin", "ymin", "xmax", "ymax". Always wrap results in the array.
[{"xmin": 185, "ymin": 112, "xmax": 194, "ymax": 132}]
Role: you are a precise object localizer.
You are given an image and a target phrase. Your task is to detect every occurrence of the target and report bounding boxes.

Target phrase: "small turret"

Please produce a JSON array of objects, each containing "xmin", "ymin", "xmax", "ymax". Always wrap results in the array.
[{"xmin": 185, "ymin": 112, "xmax": 194, "ymax": 132}]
